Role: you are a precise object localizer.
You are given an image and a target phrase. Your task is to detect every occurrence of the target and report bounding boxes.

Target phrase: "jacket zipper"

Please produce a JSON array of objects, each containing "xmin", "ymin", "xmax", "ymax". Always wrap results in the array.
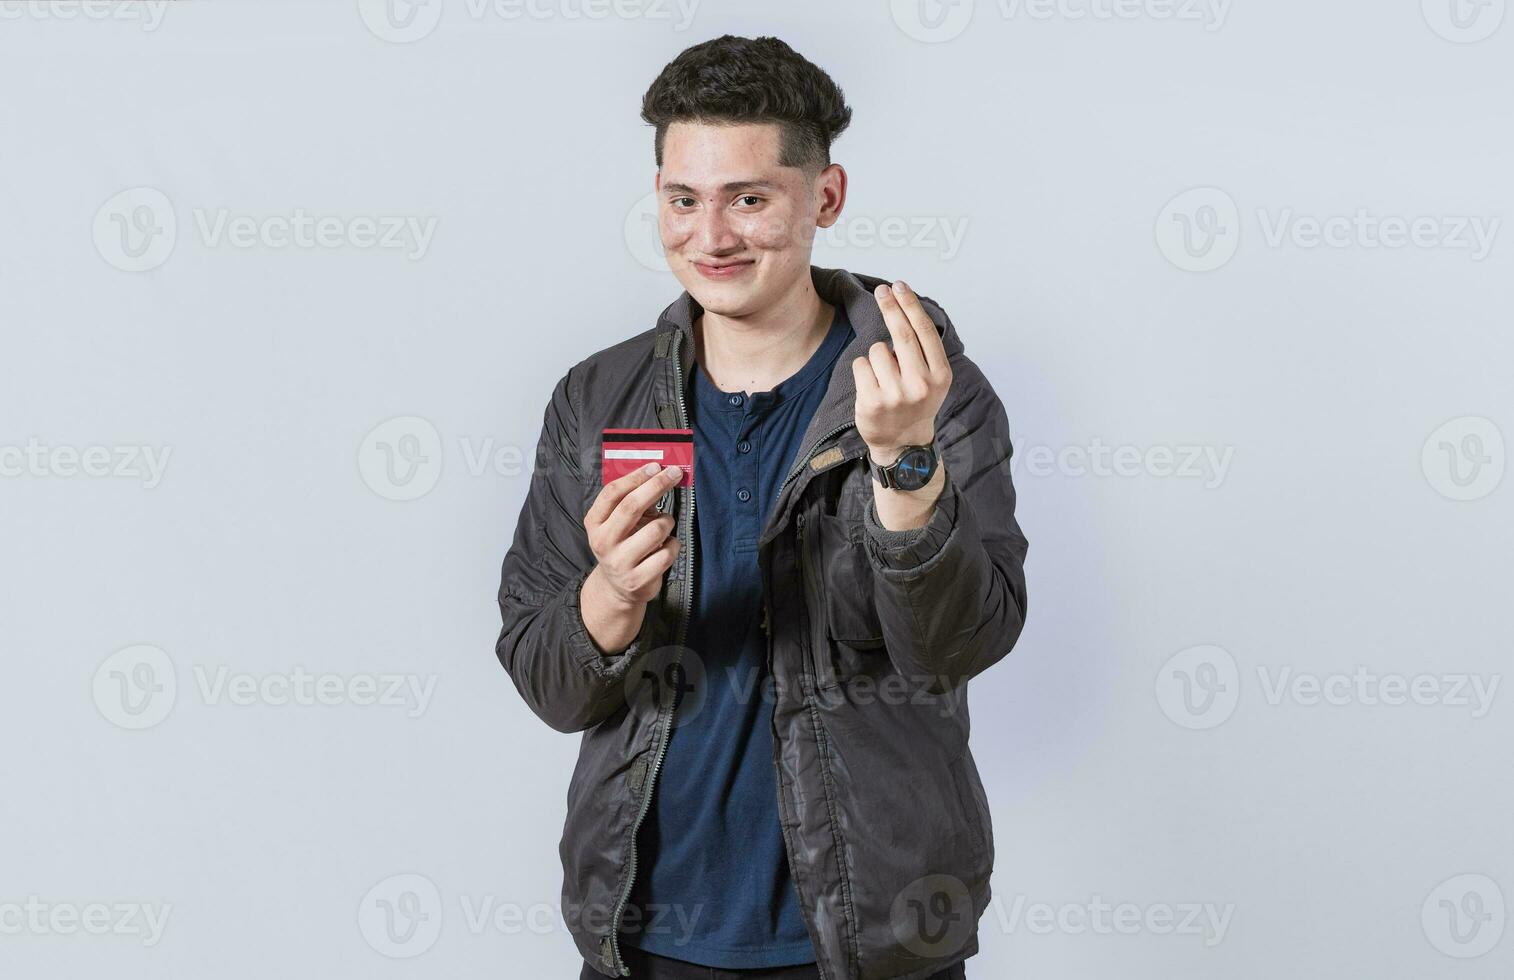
[
  {"xmin": 607, "ymin": 330, "xmax": 696, "ymax": 977},
  {"xmin": 794, "ymin": 512, "xmax": 831, "ymax": 695},
  {"xmin": 609, "ymin": 350, "xmax": 853, "ymax": 975}
]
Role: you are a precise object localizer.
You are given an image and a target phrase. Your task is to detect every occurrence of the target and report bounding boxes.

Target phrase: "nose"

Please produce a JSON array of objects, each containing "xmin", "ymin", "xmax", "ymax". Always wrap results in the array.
[{"xmin": 692, "ymin": 205, "xmax": 742, "ymax": 255}]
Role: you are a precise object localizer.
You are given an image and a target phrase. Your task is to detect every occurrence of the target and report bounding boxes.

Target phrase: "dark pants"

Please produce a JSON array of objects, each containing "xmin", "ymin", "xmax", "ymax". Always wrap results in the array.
[{"xmin": 580, "ymin": 945, "xmax": 967, "ymax": 979}]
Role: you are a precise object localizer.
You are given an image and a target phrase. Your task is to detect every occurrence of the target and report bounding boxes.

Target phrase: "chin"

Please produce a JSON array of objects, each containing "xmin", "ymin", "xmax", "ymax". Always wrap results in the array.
[{"xmin": 674, "ymin": 264, "xmax": 765, "ymax": 317}]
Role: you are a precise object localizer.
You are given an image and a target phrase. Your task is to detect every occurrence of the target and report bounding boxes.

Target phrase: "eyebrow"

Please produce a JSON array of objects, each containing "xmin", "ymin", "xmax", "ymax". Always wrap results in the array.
[{"xmin": 660, "ymin": 180, "xmax": 781, "ymax": 196}]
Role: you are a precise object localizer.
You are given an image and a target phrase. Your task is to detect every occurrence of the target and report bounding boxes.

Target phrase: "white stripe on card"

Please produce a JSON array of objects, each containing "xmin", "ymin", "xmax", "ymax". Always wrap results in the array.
[{"xmin": 604, "ymin": 449, "xmax": 665, "ymax": 460}]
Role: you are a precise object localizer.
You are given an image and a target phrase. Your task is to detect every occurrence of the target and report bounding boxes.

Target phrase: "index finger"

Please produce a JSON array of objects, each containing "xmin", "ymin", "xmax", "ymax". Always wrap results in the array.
[{"xmin": 586, "ymin": 462, "xmax": 662, "ymax": 526}]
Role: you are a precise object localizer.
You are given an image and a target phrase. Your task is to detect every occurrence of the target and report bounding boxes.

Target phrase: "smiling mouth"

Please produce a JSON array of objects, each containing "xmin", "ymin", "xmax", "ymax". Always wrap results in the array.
[{"xmin": 691, "ymin": 258, "xmax": 755, "ymax": 278}]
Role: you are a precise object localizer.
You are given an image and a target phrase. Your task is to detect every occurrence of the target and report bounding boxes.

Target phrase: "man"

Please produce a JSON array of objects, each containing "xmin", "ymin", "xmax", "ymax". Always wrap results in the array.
[{"xmin": 496, "ymin": 35, "xmax": 1028, "ymax": 980}]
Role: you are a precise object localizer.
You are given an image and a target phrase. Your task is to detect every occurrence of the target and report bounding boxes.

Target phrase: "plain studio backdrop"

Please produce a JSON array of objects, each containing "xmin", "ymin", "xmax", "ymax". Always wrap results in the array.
[{"xmin": 2, "ymin": 1, "xmax": 1511, "ymax": 977}]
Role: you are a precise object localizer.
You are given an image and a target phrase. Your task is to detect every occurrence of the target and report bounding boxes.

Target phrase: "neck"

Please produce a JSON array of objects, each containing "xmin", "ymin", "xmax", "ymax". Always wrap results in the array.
[{"xmin": 693, "ymin": 276, "xmax": 835, "ymax": 395}]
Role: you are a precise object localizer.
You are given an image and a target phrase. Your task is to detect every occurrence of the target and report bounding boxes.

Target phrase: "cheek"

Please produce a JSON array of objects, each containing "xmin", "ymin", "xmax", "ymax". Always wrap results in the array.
[
  {"xmin": 744, "ymin": 212, "xmax": 804, "ymax": 251},
  {"xmin": 660, "ymin": 212, "xmax": 694, "ymax": 247}
]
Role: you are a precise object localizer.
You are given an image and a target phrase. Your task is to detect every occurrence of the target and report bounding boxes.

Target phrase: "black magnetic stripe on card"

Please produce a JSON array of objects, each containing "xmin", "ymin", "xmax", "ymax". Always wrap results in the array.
[{"xmin": 602, "ymin": 432, "xmax": 694, "ymax": 443}]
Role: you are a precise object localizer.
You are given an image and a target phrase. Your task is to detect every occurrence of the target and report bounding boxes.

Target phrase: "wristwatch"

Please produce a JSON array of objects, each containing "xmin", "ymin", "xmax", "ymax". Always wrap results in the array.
[{"xmin": 867, "ymin": 444, "xmax": 939, "ymax": 491}]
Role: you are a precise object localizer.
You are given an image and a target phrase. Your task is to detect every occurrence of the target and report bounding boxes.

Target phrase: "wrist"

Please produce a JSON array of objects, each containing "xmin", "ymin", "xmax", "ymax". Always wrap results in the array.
[{"xmin": 866, "ymin": 430, "xmax": 936, "ymax": 467}]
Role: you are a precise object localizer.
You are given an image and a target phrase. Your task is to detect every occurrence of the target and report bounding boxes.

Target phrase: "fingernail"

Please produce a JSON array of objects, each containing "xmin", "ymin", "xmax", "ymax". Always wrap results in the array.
[
  {"xmin": 663, "ymin": 465, "xmax": 682, "ymax": 479},
  {"xmin": 643, "ymin": 462, "xmax": 660, "ymax": 475},
  {"xmin": 892, "ymin": 280, "xmax": 907, "ymax": 294}
]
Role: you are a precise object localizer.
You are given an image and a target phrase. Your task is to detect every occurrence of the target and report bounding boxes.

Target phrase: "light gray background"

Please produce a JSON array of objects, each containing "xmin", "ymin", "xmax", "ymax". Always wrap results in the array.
[{"xmin": 2, "ymin": 0, "xmax": 1511, "ymax": 977}]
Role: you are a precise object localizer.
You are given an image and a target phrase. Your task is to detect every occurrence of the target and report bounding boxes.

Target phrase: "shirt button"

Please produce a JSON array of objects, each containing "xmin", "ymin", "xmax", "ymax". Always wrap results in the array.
[
  {"xmin": 736, "ymin": 488, "xmax": 751, "ymax": 502},
  {"xmin": 737, "ymin": 440, "xmax": 751, "ymax": 454},
  {"xmin": 729, "ymin": 393, "xmax": 744, "ymax": 406}
]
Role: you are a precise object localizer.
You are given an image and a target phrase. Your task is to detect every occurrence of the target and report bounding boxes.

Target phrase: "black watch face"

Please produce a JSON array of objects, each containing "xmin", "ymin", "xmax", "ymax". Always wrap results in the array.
[{"xmin": 892, "ymin": 447, "xmax": 935, "ymax": 491}]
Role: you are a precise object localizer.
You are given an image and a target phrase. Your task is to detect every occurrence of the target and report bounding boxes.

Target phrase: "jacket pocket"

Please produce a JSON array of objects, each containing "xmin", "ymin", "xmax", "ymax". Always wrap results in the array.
[
  {"xmin": 948, "ymin": 753, "xmax": 991, "ymax": 862},
  {"xmin": 815, "ymin": 514, "xmax": 885, "ymax": 649}
]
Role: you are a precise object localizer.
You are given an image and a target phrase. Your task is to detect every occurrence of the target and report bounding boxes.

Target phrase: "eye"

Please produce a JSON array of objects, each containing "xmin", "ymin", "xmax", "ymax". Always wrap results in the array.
[
  {"xmin": 735, "ymin": 195, "xmax": 763, "ymax": 207},
  {"xmin": 669, "ymin": 197, "xmax": 697, "ymax": 210}
]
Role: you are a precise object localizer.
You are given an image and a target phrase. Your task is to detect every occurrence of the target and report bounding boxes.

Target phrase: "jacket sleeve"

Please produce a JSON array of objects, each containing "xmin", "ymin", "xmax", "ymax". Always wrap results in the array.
[
  {"xmin": 495, "ymin": 367, "xmax": 650, "ymax": 733},
  {"xmin": 859, "ymin": 356, "xmax": 1029, "ymax": 693}
]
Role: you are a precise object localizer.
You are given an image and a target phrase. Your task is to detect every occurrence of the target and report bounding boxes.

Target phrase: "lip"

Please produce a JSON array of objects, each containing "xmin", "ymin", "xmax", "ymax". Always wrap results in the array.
[{"xmin": 692, "ymin": 259, "xmax": 754, "ymax": 280}]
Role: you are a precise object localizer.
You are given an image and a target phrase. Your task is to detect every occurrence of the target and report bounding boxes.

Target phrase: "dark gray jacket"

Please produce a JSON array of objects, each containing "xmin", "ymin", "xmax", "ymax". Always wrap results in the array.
[{"xmin": 496, "ymin": 265, "xmax": 1029, "ymax": 979}]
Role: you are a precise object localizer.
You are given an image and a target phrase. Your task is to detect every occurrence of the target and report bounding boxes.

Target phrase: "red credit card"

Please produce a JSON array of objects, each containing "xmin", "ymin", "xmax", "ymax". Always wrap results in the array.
[{"xmin": 602, "ymin": 428, "xmax": 694, "ymax": 487}]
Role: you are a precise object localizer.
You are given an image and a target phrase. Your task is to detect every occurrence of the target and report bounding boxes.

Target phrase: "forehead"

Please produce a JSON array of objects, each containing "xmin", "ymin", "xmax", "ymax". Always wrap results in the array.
[{"xmin": 660, "ymin": 120, "xmax": 796, "ymax": 188}]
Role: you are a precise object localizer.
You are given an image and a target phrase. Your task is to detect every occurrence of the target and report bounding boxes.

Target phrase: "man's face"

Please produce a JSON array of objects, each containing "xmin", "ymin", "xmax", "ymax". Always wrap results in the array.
[{"xmin": 656, "ymin": 120, "xmax": 843, "ymax": 318}]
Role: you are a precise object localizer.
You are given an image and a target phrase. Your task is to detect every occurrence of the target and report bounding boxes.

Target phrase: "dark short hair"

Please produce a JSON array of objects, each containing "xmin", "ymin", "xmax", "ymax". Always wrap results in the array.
[{"xmin": 640, "ymin": 35, "xmax": 852, "ymax": 175}]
